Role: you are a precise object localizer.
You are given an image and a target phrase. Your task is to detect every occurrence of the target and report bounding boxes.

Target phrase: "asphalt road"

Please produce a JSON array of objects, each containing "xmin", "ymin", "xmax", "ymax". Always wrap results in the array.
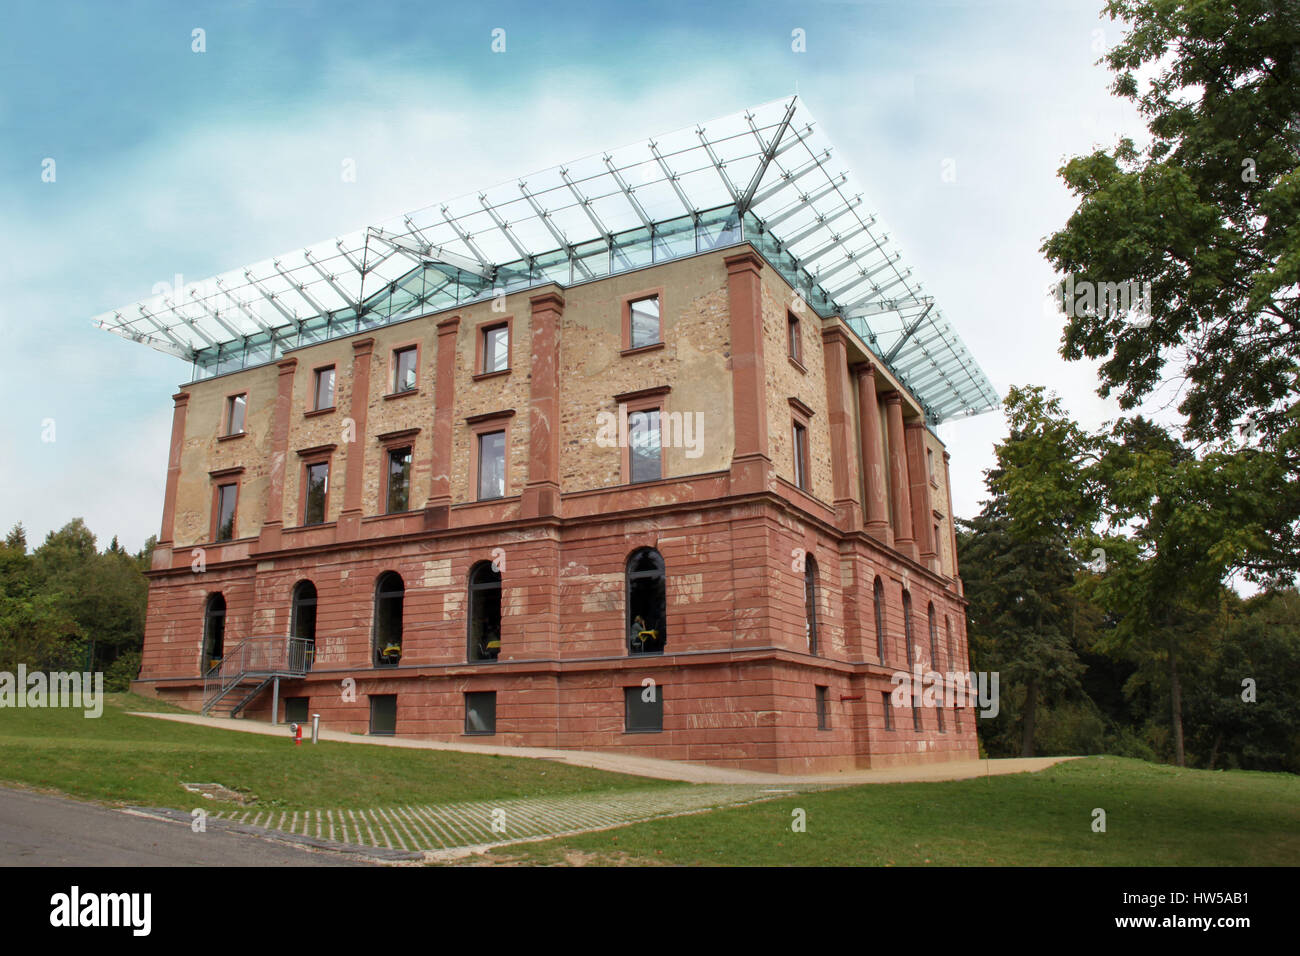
[{"xmin": 0, "ymin": 788, "xmax": 364, "ymax": 866}]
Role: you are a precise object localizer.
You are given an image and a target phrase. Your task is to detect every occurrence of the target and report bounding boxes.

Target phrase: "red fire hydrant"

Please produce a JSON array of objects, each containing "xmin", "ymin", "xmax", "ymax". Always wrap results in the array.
[{"xmin": 291, "ymin": 722, "xmax": 302, "ymax": 746}]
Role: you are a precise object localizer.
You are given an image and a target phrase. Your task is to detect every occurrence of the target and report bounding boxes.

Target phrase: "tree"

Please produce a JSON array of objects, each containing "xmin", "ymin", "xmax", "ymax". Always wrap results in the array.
[
  {"xmin": 958, "ymin": 386, "xmax": 1101, "ymax": 756},
  {"xmin": 1044, "ymin": 0, "xmax": 1299, "ymax": 443}
]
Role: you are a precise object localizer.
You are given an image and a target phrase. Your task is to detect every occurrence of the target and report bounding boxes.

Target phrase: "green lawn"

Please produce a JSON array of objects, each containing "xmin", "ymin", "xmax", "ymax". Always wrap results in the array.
[
  {"xmin": 495, "ymin": 757, "xmax": 1300, "ymax": 866},
  {"xmin": 0, "ymin": 694, "xmax": 678, "ymax": 811}
]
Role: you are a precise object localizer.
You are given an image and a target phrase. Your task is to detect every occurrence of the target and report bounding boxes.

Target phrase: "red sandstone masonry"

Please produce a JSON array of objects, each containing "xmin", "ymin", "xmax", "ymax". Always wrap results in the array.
[{"xmin": 137, "ymin": 245, "xmax": 977, "ymax": 773}]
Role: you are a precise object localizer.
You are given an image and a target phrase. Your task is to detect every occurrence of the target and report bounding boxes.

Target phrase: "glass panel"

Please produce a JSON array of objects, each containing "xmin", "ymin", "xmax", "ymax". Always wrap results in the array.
[
  {"xmin": 244, "ymin": 331, "xmax": 274, "ymax": 367},
  {"xmin": 216, "ymin": 484, "xmax": 237, "ymax": 541},
  {"xmin": 465, "ymin": 692, "xmax": 497, "ymax": 734},
  {"xmin": 477, "ymin": 431, "xmax": 506, "ymax": 500},
  {"xmin": 299, "ymin": 315, "xmax": 330, "ymax": 346},
  {"xmin": 304, "ymin": 462, "xmax": 328, "ymax": 524},
  {"xmin": 629, "ymin": 410, "xmax": 661, "ymax": 483},
  {"xmin": 653, "ymin": 215, "xmax": 696, "ymax": 262},
  {"xmin": 629, "ymin": 296, "xmax": 660, "ymax": 348},
  {"xmin": 534, "ymin": 248, "xmax": 570, "ymax": 286},
  {"xmin": 698, "ymin": 207, "xmax": 741, "ymax": 249},
  {"xmin": 612, "ymin": 226, "xmax": 652, "ymax": 273},
  {"xmin": 386, "ymin": 447, "xmax": 411, "ymax": 513},
  {"xmin": 572, "ymin": 237, "xmax": 610, "ymax": 280}
]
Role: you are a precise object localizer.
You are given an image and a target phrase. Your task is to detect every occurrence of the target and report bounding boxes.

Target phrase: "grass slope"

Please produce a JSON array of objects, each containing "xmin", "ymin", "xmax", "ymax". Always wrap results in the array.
[
  {"xmin": 0, "ymin": 694, "xmax": 677, "ymax": 811},
  {"xmin": 497, "ymin": 758, "xmax": 1300, "ymax": 866}
]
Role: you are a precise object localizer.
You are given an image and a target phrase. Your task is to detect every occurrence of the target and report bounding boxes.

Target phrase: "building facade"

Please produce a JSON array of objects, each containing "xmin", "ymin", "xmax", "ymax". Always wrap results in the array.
[
  {"xmin": 134, "ymin": 245, "xmax": 979, "ymax": 773},
  {"xmin": 108, "ymin": 99, "xmax": 997, "ymax": 773}
]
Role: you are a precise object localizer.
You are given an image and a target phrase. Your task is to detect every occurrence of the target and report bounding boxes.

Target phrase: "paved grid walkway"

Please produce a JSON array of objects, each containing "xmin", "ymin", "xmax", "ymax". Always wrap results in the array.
[{"xmin": 192, "ymin": 785, "xmax": 802, "ymax": 860}]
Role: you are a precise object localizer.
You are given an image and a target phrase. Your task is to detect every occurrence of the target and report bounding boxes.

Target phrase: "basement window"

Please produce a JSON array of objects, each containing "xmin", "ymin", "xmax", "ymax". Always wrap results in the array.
[
  {"xmin": 369, "ymin": 695, "xmax": 397, "ymax": 736},
  {"xmin": 284, "ymin": 697, "xmax": 309, "ymax": 724},
  {"xmin": 882, "ymin": 692, "xmax": 894, "ymax": 731},
  {"xmin": 624, "ymin": 685, "xmax": 663, "ymax": 733},
  {"xmin": 816, "ymin": 686, "xmax": 829, "ymax": 730},
  {"xmin": 465, "ymin": 691, "xmax": 497, "ymax": 735}
]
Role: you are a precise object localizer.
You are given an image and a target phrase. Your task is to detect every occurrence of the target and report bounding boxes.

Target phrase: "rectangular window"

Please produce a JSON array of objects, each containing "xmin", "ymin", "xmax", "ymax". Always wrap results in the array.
[
  {"xmin": 882, "ymin": 692, "xmax": 894, "ymax": 731},
  {"xmin": 912, "ymin": 701, "xmax": 923, "ymax": 732},
  {"xmin": 477, "ymin": 430, "xmax": 506, "ymax": 500},
  {"xmin": 625, "ymin": 685, "xmax": 664, "ymax": 733},
  {"xmin": 393, "ymin": 346, "xmax": 417, "ymax": 393},
  {"xmin": 788, "ymin": 312, "xmax": 801, "ymax": 363},
  {"xmin": 937, "ymin": 705, "xmax": 946, "ymax": 733},
  {"xmin": 303, "ymin": 461, "xmax": 328, "ymax": 525},
  {"xmin": 482, "ymin": 324, "xmax": 509, "ymax": 373},
  {"xmin": 628, "ymin": 409, "xmax": 661, "ymax": 483},
  {"xmin": 369, "ymin": 695, "xmax": 397, "ymax": 736},
  {"xmin": 629, "ymin": 295, "xmax": 660, "ymax": 348},
  {"xmin": 816, "ymin": 686, "xmax": 829, "ymax": 730},
  {"xmin": 386, "ymin": 446, "xmax": 412, "ymax": 513},
  {"xmin": 313, "ymin": 367, "xmax": 335, "ymax": 410},
  {"xmin": 215, "ymin": 483, "xmax": 237, "ymax": 541},
  {"xmin": 225, "ymin": 394, "xmax": 247, "ymax": 435},
  {"xmin": 465, "ymin": 691, "xmax": 497, "ymax": 735},
  {"xmin": 284, "ymin": 697, "xmax": 309, "ymax": 724},
  {"xmin": 793, "ymin": 420, "xmax": 809, "ymax": 490}
]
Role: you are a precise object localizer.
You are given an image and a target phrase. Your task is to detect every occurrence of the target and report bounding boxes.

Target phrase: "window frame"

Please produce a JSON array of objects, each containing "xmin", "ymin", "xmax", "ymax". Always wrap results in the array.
[
  {"xmin": 803, "ymin": 554, "xmax": 819, "ymax": 655},
  {"xmin": 201, "ymin": 592, "xmax": 226, "ymax": 672},
  {"xmin": 467, "ymin": 560, "xmax": 503, "ymax": 662},
  {"xmin": 787, "ymin": 311, "xmax": 805, "ymax": 369},
  {"xmin": 311, "ymin": 365, "xmax": 336, "ymax": 412},
  {"xmin": 372, "ymin": 571, "xmax": 405, "ymax": 668},
  {"xmin": 464, "ymin": 691, "xmax": 497, "ymax": 735},
  {"xmin": 882, "ymin": 691, "xmax": 895, "ymax": 731},
  {"xmin": 467, "ymin": 411, "xmax": 515, "ymax": 502},
  {"xmin": 209, "ymin": 473, "xmax": 242, "ymax": 542},
  {"xmin": 300, "ymin": 457, "xmax": 331, "ymax": 526},
  {"xmin": 615, "ymin": 386, "xmax": 671, "ymax": 485},
  {"xmin": 626, "ymin": 547, "xmax": 667, "ymax": 655},
  {"xmin": 788, "ymin": 397, "xmax": 814, "ymax": 493},
  {"xmin": 815, "ymin": 685, "xmax": 829, "ymax": 730},
  {"xmin": 385, "ymin": 444, "xmax": 413, "ymax": 514},
  {"xmin": 474, "ymin": 317, "xmax": 513, "ymax": 377},
  {"xmin": 222, "ymin": 392, "xmax": 248, "ymax": 437},
  {"xmin": 621, "ymin": 288, "xmax": 665, "ymax": 353},
  {"xmin": 624, "ymin": 685, "xmax": 664, "ymax": 733},
  {"xmin": 873, "ymin": 576, "xmax": 887, "ymax": 663},
  {"xmin": 389, "ymin": 343, "xmax": 420, "ymax": 396},
  {"xmin": 903, "ymin": 588, "xmax": 915, "ymax": 667}
]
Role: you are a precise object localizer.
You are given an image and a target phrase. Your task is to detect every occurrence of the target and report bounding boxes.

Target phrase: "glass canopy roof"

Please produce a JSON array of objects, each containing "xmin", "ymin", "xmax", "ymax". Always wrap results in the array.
[{"xmin": 92, "ymin": 95, "xmax": 998, "ymax": 424}]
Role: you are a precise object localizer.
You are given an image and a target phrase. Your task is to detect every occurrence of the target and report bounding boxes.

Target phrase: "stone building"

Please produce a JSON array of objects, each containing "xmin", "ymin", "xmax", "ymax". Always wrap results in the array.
[{"xmin": 97, "ymin": 97, "xmax": 999, "ymax": 773}]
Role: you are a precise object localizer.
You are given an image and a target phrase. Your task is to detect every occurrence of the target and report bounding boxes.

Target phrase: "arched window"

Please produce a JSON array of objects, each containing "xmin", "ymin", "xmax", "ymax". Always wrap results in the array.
[
  {"xmin": 291, "ymin": 580, "xmax": 317, "ymax": 671},
  {"xmin": 803, "ymin": 555, "xmax": 819, "ymax": 655},
  {"xmin": 373, "ymin": 572, "xmax": 404, "ymax": 667},
  {"xmin": 903, "ymin": 589, "xmax": 914, "ymax": 667},
  {"xmin": 945, "ymin": 616, "xmax": 953, "ymax": 672},
  {"xmin": 928, "ymin": 602, "xmax": 939, "ymax": 670},
  {"xmin": 627, "ymin": 548, "xmax": 666, "ymax": 654},
  {"xmin": 873, "ymin": 576, "xmax": 886, "ymax": 662},
  {"xmin": 202, "ymin": 593, "xmax": 226, "ymax": 672},
  {"xmin": 468, "ymin": 561, "xmax": 502, "ymax": 662}
]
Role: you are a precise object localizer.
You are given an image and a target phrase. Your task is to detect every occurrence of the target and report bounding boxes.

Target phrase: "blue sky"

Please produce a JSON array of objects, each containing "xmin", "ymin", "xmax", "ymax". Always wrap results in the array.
[{"xmin": 0, "ymin": 0, "xmax": 1145, "ymax": 552}]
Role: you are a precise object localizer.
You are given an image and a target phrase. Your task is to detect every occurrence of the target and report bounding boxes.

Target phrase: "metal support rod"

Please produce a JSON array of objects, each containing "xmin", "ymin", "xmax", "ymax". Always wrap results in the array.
[
  {"xmin": 311, "ymin": 714, "xmax": 320, "ymax": 744},
  {"xmin": 271, "ymin": 676, "xmax": 280, "ymax": 726}
]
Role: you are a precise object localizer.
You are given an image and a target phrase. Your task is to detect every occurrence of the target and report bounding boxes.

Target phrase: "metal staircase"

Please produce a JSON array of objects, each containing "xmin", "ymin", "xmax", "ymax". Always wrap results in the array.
[{"xmin": 202, "ymin": 635, "xmax": 313, "ymax": 717}]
